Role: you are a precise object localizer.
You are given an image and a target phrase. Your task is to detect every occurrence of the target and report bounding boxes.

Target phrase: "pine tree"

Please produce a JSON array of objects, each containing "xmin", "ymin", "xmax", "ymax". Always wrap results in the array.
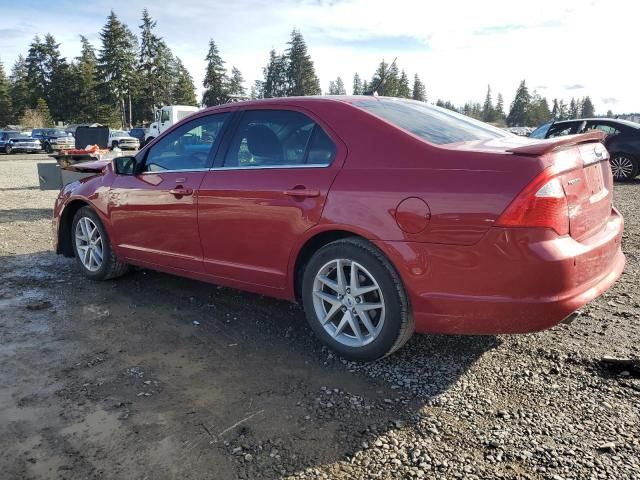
[
  {"xmin": 70, "ymin": 36, "xmax": 99, "ymax": 123},
  {"xmin": 557, "ymin": 100, "xmax": 568, "ymax": 120},
  {"xmin": 527, "ymin": 92, "xmax": 551, "ymax": 126},
  {"xmin": 202, "ymin": 39, "xmax": 228, "ymax": 106},
  {"xmin": 36, "ymin": 98, "xmax": 53, "ymax": 126},
  {"xmin": 328, "ymin": 76, "xmax": 346, "ymax": 95},
  {"xmin": 369, "ymin": 59, "xmax": 388, "ymax": 95},
  {"xmin": 25, "ymin": 36, "xmax": 47, "ymax": 106},
  {"xmin": 285, "ymin": 29, "xmax": 321, "ymax": 96},
  {"xmin": 42, "ymin": 34, "xmax": 73, "ymax": 122},
  {"xmin": 397, "ymin": 70, "xmax": 411, "ymax": 98},
  {"xmin": 352, "ymin": 73, "xmax": 363, "ymax": 95},
  {"xmin": 495, "ymin": 93, "xmax": 506, "ymax": 123},
  {"xmin": 228, "ymin": 66, "xmax": 247, "ymax": 97},
  {"xmin": 569, "ymin": 97, "xmax": 579, "ymax": 118},
  {"xmin": 581, "ymin": 96, "xmax": 595, "ymax": 117},
  {"xmin": 250, "ymin": 80, "xmax": 264, "ymax": 99},
  {"xmin": 606, "ymin": 109, "xmax": 613, "ymax": 118},
  {"xmin": 482, "ymin": 85, "xmax": 495, "ymax": 122},
  {"xmin": 0, "ymin": 59, "xmax": 13, "ymax": 127},
  {"xmin": 551, "ymin": 99, "xmax": 559, "ymax": 119},
  {"xmin": 436, "ymin": 99, "xmax": 458, "ymax": 112},
  {"xmin": 172, "ymin": 57, "xmax": 197, "ymax": 105},
  {"xmin": 262, "ymin": 49, "xmax": 288, "ymax": 98},
  {"xmin": 9, "ymin": 55, "xmax": 29, "ymax": 123},
  {"xmin": 412, "ymin": 74, "xmax": 426, "ymax": 102},
  {"xmin": 506, "ymin": 80, "xmax": 530, "ymax": 126},
  {"xmin": 97, "ymin": 11, "xmax": 138, "ymax": 128}
]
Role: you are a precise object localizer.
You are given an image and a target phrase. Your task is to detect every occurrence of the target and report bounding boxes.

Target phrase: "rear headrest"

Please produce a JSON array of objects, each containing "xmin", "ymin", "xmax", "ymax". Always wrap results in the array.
[{"xmin": 246, "ymin": 125, "xmax": 282, "ymax": 158}]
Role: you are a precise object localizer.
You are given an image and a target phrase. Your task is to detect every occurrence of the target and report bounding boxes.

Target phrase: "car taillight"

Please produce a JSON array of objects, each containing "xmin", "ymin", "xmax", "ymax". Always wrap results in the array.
[{"xmin": 495, "ymin": 170, "xmax": 569, "ymax": 235}]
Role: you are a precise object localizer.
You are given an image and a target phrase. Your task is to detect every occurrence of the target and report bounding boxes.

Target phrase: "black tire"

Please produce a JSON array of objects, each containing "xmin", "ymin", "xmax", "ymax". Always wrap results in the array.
[
  {"xmin": 610, "ymin": 153, "xmax": 639, "ymax": 182},
  {"xmin": 5, "ymin": 144, "xmax": 12, "ymax": 154},
  {"xmin": 71, "ymin": 206, "xmax": 129, "ymax": 281},
  {"xmin": 301, "ymin": 237, "xmax": 414, "ymax": 361}
]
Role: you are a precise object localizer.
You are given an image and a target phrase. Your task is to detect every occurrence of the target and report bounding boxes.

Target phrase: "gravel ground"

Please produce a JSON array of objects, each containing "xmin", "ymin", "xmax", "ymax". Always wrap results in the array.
[{"xmin": 0, "ymin": 156, "xmax": 638, "ymax": 480}]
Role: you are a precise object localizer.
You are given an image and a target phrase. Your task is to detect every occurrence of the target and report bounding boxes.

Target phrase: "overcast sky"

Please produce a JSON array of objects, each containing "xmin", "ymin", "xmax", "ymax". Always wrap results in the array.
[{"xmin": 0, "ymin": 0, "xmax": 638, "ymax": 113}]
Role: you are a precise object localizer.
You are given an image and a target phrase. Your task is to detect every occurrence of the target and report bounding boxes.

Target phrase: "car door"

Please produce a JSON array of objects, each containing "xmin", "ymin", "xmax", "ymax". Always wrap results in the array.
[
  {"xmin": 197, "ymin": 107, "xmax": 346, "ymax": 290},
  {"xmin": 108, "ymin": 112, "xmax": 231, "ymax": 272}
]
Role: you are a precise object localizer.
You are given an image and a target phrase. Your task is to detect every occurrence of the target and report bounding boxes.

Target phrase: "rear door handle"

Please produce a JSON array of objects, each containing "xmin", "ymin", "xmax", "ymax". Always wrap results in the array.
[
  {"xmin": 283, "ymin": 188, "xmax": 320, "ymax": 198},
  {"xmin": 170, "ymin": 186, "xmax": 193, "ymax": 196}
]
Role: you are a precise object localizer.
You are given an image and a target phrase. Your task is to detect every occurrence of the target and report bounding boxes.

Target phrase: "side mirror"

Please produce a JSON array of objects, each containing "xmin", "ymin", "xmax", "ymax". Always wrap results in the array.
[{"xmin": 114, "ymin": 156, "xmax": 141, "ymax": 175}]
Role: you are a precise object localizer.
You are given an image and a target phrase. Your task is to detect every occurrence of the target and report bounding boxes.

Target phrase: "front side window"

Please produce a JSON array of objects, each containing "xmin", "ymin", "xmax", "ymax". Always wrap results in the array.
[
  {"xmin": 144, "ymin": 113, "xmax": 228, "ymax": 172},
  {"xmin": 223, "ymin": 110, "xmax": 336, "ymax": 168},
  {"xmin": 161, "ymin": 110, "xmax": 170, "ymax": 123},
  {"xmin": 547, "ymin": 123, "xmax": 575, "ymax": 138},
  {"xmin": 529, "ymin": 122, "xmax": 552, "ymax": 139}
]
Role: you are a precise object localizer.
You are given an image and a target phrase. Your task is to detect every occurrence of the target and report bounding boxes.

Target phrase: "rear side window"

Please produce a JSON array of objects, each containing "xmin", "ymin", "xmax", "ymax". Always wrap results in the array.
[
  {"xmin": 352, "ymin": 97, "xmax": 509, "ymax": 145},
  {"xmin": 587, "ymin": 123, "xmax": 620, "ymax": 136},
  {"xmin": 223, "ymin": 110, "xmax": 336, "ymax": 168}
]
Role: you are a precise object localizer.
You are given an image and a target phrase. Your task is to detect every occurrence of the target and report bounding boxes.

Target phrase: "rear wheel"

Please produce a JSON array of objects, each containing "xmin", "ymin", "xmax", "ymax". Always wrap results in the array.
[
  {"xmin": 302, "ymin": 238, "xmax": 414, "ymax": 361},
  {"xmin": 610, "ymin": 153, "xmax": 638, "ymax": 181},
  {"xmin": 71, "ymin": 207, "xmax": 129, "ymax": 281}
]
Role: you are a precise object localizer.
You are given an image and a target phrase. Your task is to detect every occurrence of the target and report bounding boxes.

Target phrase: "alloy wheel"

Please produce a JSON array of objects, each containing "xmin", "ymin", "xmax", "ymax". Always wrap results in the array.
[
  {"xmin": 610, "ymin": 155, "xmax": 634, "ymax": 180},
  {"xmin": 74, "ymin": 217, "xmax": 104, "ymax": 272},
  {"xmin": 312, "ymin": 259, "xmax": 386, "ymax": 348}
]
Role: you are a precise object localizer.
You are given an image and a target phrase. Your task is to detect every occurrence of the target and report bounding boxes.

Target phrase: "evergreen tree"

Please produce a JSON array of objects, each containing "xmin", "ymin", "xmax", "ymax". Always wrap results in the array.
[
  {"xmin": 495, "ymin": 93, "xmax": 506, "ymax": 123},
  {"xmin": 202, "ymin": 39, "xmax": 228, "ymax": 106},
  {"xmin": 352, "ymin": 73, "xmax": 363, "ymax": 95},
  {"xmin": 436, "ymin": 99, "xmax": 458, "ymax": 112},
  {"xmin": 412, "ymin": 74, "xmax": 426, "ymax": 102},
  {"xmin": 25, "ymin": 36, "xmax": 47, "ymax": 106},
  {"xmin": 569, "ymin": 97, "xmax": 579, "ymax": 118},
  {"xmin": 362, "ymin": 80, "xmax": 369, "ymax": 94},
  {"xmin": 397, "ymin": 70, "xmax": 411, "ymax": 98},
  {"xmin": 42, "ymin": 34, "xmax": 72, "ymax": 122},
  {"xmin": 97, "ymin": 11, "xmax": 138, "ymax": 128},
  {"xmin": 506, "ymin": 80, "xmax": 530, "ymax": 126},
  {"xmin": 285, "ymin": 29, "xmax": 321, "ymax": 96},
  {"xmin": 262, "ymin": 49, "xmax": 288, "ymax": 98},
  {"xmin": 172, "ymin": 57, "xmax": 197, "ymax": 105},
  {"xmin": 527, "ymin": 92, "xmax": 551, "ymax": 126},
  {"xmin": 551, "ymin": 98, "xmax": 559, "ymax": 119},
  {"xmin": 369, "ymin": 59, "xmax": 388, "ymax": 95},
  {"xmin": 581, "ymin": 96, "xmax": 595, "ymax": 117},
  {"xmin": 606, "ymin": 109, "xmax": 613, "ymax": 118},
  {"xmin": 70, "ymin": 36, "xmax": 99, "ymax": 123},
  {"xmin": 250, "ymin": 80, "xmax": 264, "ymax": 99},
  {"xmin": 228, "ymin": 66, "xmax": 247, "ymax": 97},
  {"xmin": 328, "ymin": 76, "xmax": 346, "ymax": 95},
  {"xmin": 482, "ymin": 84, "xmax": 495, "ymax": 122},
  {"xmin": 0, "ymin": 59, "xmax": 12, "ymax": 127},
  {"xmin": 557, "ymin": 100, "xmax": 568, "ymax": 120},
  {"xmin": 36, "ymin": 98, "xmax": 53, "ymax": 126},
  {"xmin": 9, "ymin": 55, "xmax": 30, "ymax": 123}
]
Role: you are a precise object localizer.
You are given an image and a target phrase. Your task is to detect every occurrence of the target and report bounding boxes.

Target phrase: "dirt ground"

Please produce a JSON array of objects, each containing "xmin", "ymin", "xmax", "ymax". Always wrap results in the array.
[{"xmin": 0, "ymin": 155, "xmax": 638, "ymax": 480}]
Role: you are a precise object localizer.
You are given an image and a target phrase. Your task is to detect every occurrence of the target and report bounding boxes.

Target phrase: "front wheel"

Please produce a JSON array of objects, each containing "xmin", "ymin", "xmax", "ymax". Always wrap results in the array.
[
  {"xmin": 610, "ymin": 153, "xmax": 638, "ymax": 181},
  {"xmin": 71, "ymin": 206, "xmax": 129, "ymax": 280},
  {"xmin": 301, "ymin": 238, "xmax": 414, "ymax": 361},
  {"xmin": 5, "ymin": 144, "xmax": 12, "ymax": 154}
]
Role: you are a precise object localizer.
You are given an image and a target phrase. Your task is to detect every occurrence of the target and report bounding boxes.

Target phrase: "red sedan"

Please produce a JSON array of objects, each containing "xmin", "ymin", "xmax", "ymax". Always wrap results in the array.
[{"xmin": 53, "ymin": 97, "xmax": 625, "ymax": 361}]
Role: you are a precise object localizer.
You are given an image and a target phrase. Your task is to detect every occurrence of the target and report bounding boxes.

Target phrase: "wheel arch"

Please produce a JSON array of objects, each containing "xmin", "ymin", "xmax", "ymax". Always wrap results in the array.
[
  {"xmin": 292, "ymin": 228, "xmax": 377, "ymax": 300},
  {"xmin": 58, "ymin": 199, "xmax": 92, "ymax": 257}
]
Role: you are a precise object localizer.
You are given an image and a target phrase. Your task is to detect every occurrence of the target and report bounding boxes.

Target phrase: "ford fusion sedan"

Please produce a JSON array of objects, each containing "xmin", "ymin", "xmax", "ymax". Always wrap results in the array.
[
  {"xmin": 52, "ymin": 97, "xmax": 625, "ymax": 361},
  {"xmin": 530, "ymin": 118, "xmax": 640, "ymax": 181},
  {"xmin": 0, "ymin": 130, "xmax": 41, "ymax": 154}
]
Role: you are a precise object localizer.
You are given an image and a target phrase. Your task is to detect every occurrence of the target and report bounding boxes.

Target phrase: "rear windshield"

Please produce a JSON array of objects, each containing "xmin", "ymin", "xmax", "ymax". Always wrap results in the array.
[{"xmin": 352, "ymin": 97, "xmax": 509, "ymax": 145}]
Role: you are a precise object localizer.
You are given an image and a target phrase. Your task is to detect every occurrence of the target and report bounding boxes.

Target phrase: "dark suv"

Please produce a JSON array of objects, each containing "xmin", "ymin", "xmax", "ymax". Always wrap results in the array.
[
  {"xmin": 530, "ymin": 118, "xmax": 640, "ymax": 181},
  {"xmin": 31, "ymin": 128, "xmax": 75, "ymax": 153},
  {"xmin": 129, "ymin": 127, "xmax": 147, "ymax": 146}
]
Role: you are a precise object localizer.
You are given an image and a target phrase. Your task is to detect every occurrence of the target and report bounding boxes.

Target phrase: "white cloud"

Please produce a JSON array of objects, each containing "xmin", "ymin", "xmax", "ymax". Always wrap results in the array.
[{"xmin": 1, "ymin": 0, "xmax": 638, "ymax": 114}]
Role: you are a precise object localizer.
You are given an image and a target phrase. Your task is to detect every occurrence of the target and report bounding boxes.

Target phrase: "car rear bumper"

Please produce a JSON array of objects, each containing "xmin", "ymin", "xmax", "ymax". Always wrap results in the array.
[{"xmin": 374, "ymin": 208, "xmax": 625, "ymax": 334}]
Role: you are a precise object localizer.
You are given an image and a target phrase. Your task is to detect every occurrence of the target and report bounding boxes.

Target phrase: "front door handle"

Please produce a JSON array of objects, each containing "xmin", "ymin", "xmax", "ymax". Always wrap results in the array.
[
  {"xmin": 283, "ymin": 188, "xmax": 320, "ymax": 198},
  {"xmin": 170, "ymin": 186, "xmax": 193, "ymax": 196}
]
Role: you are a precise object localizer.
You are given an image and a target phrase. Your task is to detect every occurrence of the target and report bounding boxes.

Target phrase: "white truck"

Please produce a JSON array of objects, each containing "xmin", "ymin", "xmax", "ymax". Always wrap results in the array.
[{"xmin": 145, "ymin": 105, "xmax": 199, "ymax": 144}]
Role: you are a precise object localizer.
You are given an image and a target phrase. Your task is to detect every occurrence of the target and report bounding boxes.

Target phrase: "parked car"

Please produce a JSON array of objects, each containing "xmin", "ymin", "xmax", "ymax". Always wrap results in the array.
[
  {"xmin": 0, "ymin": 130, "xmax": 42, "ymax": 154},
  {"xmin": 31, "ymin": 128, "xmax": 75, "ymax": 153},
  {"xmin": 129, "ymin": 127, "xmax": 147, "ymax": 146},
  {"xmin": 52, "ymin": 97, "xmax": 624, "ymax": 361},
  {"xmin": 109, "ymin": 130, "xmax": 140, "ymax": 150},
  {"xmin": 530, "ymin": 118, "xmax": 640, "ymax": 181}
]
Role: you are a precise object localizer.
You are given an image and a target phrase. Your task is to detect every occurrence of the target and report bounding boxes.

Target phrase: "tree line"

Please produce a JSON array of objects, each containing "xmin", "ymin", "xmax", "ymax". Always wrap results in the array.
[{"xmin": 0, "ymin": 8, "xmax": 601, "ymax": 130}]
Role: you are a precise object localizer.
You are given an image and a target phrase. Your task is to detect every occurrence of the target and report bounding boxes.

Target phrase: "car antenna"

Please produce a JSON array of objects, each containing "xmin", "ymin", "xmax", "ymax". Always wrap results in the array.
[{"xmin": 364, "ymin": 57, "xmax": 397, "ymax": 96}]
